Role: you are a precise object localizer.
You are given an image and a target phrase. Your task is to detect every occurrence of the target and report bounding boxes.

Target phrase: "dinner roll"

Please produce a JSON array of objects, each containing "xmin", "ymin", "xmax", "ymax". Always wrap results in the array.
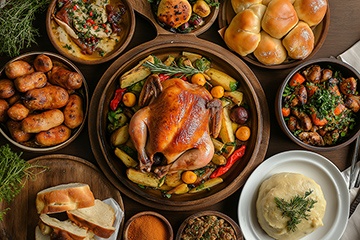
[
  {"xmin": 224, "ymin": 4, "xmax": 266, "ymax": 56},
  {"xmin": 254, "ymin": 31, "xmax": 287, "ymax": 65},
  {"xmin": 294, "ymin": 0, "xmax": 327, "ymax": 26},
  {"xmin": 157, "ymin": 0, "xmax": 192, "ymax": 28},
  {"xmin": 261, "ymin": 0, "xmax": 298, "ymax": 39},
  {"xmin": 262, "ymin": 0, "xmax": 295, "ymax": 5},
  {"xmin": 231, "ymin": 0, "xmax": 262, "ymax": 14},
  {"xmin": 282, "ymin": 21, "xmax": 315, "ymax": 59}
]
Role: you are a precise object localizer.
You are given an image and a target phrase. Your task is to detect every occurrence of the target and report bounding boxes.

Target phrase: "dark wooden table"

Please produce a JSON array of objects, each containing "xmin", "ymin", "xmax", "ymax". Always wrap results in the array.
[{"xmin": 0, "ymin": 0, "xmax": 358, "ymax": 237}]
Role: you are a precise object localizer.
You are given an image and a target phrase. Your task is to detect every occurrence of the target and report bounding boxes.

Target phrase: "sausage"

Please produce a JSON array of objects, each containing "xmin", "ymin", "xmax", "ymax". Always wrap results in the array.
[
  {"xmin": 14, "ymin": 72, "xmax": 47, "ymax": 92},
  {"xmin": 5, "ymin": 60, "xmax": 34, "ymax": 79},
  {"xmin": 21, "ymin": 109, "xmax": 64, "ymax": 133},
  {"xmin": 0, "ymin": 99, "xmax": 9, "ymax": 122},
  {"xmin": 23, "ymin": 85, "xmax": 69, "ymax": 110},
  {"xmin": 6, "ymin": 120, "xmax": 32, "ymax": 142},
  {"xmin": 47, "ymin": 66, "xmax": 83, "ymax": 90},
  {"xmin": 0, "ymin": 79, "xmax": 16, "ymax": 99},
  {"xmin": 34, "ymin": 54, "xmax": 53, "ymax": 72},
  {"xmin": 7, "ymin": 93, "xmax": 21, "ymax": 106},
  {"xmin": 35, "ymin": 125, "xmax": 71, "ymax": 146},
  {"xmin": 7, "ymin": 102, "xmax": 29, "ymax": 121},
  {"xmin": 63, "ymin": 95, "xmax": 84, "ymax": 129}
]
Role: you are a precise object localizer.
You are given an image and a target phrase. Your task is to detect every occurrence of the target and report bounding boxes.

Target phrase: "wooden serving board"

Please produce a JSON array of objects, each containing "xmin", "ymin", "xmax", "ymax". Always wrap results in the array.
[{"xmin": 0, "ymin": 155, "xmax": 125, "ymax": 240}]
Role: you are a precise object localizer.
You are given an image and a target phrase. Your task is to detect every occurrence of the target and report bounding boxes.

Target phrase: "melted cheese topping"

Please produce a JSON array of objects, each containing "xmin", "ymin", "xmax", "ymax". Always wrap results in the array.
[{"xmin": 256, "ymin": 172, "xmax": 326, "ymax": 240}]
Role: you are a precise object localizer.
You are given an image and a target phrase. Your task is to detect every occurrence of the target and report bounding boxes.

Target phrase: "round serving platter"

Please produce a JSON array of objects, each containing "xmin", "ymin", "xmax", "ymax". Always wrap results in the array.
[
  {"xmin": 218, "ymin": 0, "xmax": 330, "ymax": 69},
  {"xmin": 88, "ymin": 31, "xmax": 270, "ymax": 211},
  {"xmin": 0, "ymin": 155, "xmax": 125, "ymax": 240}
]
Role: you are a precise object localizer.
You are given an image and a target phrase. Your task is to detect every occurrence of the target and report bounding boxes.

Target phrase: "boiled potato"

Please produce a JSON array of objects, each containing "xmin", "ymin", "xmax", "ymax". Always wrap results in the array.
[{"xmin": 110, "ymin": 123, "xmax": 129, "ymax": 146}]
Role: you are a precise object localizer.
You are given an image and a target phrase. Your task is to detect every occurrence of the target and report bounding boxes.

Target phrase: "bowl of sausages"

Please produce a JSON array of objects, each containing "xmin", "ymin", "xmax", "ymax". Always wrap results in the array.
[{"xmin": 0, "ymin": 52, "xmax": 88, "ymax": 152}]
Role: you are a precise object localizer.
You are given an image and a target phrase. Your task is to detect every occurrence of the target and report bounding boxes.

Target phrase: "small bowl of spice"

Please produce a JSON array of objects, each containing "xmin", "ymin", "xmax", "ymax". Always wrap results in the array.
[
  {"xmin": 123, "ymin": 211, "xmax": 173, "ymax": 240},
  {"xmin": 176, "ymin": 210, "xmax": 243, "ymax": 240}
]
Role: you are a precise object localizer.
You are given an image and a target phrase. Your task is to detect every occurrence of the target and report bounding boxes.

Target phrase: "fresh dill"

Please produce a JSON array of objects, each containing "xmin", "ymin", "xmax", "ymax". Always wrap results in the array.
[
  {"xmin": 0, "ymin": 0, "xmax": 50, "ymax": 57},
  {"xmin": 0, "ymin": 145, "xmax": 48, "ymax": 221},
  {"xmin": 275, "ymin": 189, "xmax": 317, "ymax": 232}
]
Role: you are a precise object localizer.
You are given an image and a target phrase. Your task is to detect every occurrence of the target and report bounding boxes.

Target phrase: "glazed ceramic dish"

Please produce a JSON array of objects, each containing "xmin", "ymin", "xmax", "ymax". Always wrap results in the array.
[
  {"xmin": 218, "ymin": 0, "xmax": 330, "ymax": 69},
  {"xmin": 89, "ymin": 35, "xmax": 270, "ymax": 211},
  {"xmin": 0, "ymin": 51, "xmax": 89, "ymax": 153},
  {"xmin": 238, "ymin": 150, "xmax": 349, "ymax": 240},
  {"xmin": 275, "ymin": 58, "xmax": 360, "ymax": 151},
  {"xmin": 46, "ymin": 0, "xmax": 135, "ymax": 65}
]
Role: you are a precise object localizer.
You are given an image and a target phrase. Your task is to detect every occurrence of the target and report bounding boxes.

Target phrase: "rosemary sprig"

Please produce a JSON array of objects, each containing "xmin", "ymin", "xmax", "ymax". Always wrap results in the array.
[
  {"xmin": 142, "ymin": 60, "xmax": 203, "ymax": 77},
  {"xmin": 0, "ymin": 144, "xmax": 48, "ymax": 221},
  {"xmin": 0, "ymin": 0, "xmax": 50, "ymax": 57},
  {"xmin": 275, "ymin": 189, "xmax": 317, "ymax": 232}
]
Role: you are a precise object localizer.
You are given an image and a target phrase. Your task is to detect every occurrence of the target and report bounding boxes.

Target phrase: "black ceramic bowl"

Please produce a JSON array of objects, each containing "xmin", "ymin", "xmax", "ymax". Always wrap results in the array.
[{"xmin": 275, "ymin": 58, "xmax": 360, "ymax": 151}]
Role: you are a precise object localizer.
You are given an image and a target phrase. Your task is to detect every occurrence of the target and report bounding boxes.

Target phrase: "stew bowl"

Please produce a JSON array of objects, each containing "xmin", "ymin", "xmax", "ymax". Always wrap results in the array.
[
  {"xmin": 275, "ymin": 58, "xmax": 360, "ymax": 151},
  {"xmin": 46, "ymin": 0, "xmax": 135, "ymax": 65}
]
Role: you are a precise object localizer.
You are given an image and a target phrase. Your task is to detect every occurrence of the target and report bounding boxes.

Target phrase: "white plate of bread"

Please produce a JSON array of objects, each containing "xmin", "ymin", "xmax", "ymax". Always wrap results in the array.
[
  {"xmin": 219, "ymin": 0, "xmax": 330, "ymax": 69},
  {"xmin": 0, "ymin": 155, "xmax": 125, "ymax": 240}
]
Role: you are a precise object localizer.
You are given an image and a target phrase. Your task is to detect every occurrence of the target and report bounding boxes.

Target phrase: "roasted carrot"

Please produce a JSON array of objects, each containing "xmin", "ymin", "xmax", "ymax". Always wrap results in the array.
[
  {"xmin": 306, "ymin": 84, "xmax": 318, "ymax": 98},
  {"xmin": 289, "ymin": 73, "xmax": 305, "ymax": 87},
  {"xmin": 282, "ymin": 107, "xmax": 290, "ymax": 117},
  {"xmin": 310, "ymin": 109, "xmax": 328, "ymax": 126},
  {"xmin": 329, "ymin": 84, "xmax": 341, "ymax": 96},
  {"xmin": 334, "ymin": 103, "xmax": 345, "ymax": 115}
]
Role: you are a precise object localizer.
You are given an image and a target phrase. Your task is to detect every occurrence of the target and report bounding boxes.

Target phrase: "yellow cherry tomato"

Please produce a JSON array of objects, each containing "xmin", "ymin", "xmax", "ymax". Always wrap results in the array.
[
  {"xmin": 122, "ymin": 92, "xmax": 137, "ymax": 107},
  {"xmin": 182, "ymin": 171, "xmax": 197, "ymax": 184},
  {"xmin": 236, "ymin": 126, "xmax": 251, "ymax": 141},
  {"xmin": 191, "ymin": 73, "xmax": 206, "ymax": 86},
  {"xmin": 211, "ymin": 86, "xmax": 224, "ymax": 98}
]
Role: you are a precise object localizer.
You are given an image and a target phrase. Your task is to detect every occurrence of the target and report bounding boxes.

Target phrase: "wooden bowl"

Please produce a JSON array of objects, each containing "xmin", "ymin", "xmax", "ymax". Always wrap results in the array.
[
  {"xmin": 46, "ymin": 0, "xmax": 135, "ymax": 65},
  {"xmin": 89, "ymin": 35, "xmax": 270, "ymax": 211},
  {"xmin": 128, "ymin": 0, "xmax": 219, "ymax": 36},
  {"xmin": 176, "ymin": 210, "xmax": 243, "ymax": 240},
  {"xmin": 0, "ymin": 51, "xmax": 89, "ymax": 153},
  {"xmin": 218, "ymin": 0, "xmax": 330, "ymax": 69},
  {"xmin": 123, "ymin": 211, "xmax": 173, "ymax": 240},
  {"xmin": 275, "ymin": 58, "xmax": 360, "ymax": 151}
]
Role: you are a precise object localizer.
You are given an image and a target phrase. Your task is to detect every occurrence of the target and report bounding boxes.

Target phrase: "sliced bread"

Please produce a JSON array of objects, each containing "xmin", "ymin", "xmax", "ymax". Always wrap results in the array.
[
  {"xmin": 36, "ymin": 183, "xmax": 95, "ymax": 214},
  {"xmin": 67, "ymin": 199, "xmax": 116, "ymax": 238}
]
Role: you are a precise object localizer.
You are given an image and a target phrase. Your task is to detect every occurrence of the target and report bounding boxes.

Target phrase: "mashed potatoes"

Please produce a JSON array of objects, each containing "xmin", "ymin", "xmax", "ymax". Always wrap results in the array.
[{"xmin": 256, "ymin": 172, "xmax": 326, "ymax": 240}]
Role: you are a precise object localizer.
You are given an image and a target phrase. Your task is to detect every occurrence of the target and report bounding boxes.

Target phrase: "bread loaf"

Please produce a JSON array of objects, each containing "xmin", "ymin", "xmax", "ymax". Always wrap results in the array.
[
  {"xmin": 261, "ymin": 0, "xmax": 298, "ymax": 39},
  {"xmin": 282, "ymin": 21, "xmax": 315, "ymax": 59},
  {"xmin": 36, "ymin": 183, "xmax": 95, "ymax": 214},
  {"xmin": 294, "ymin": 0, "xmax": 327, "ymax": 26},
  {"xmin": 254, "ymin": 31, "xmax": 287, "ymax": 65},
  {"xmin": 39, "ymin": 214, "xmax": 94, "ymax": 240},
  {"xmin": 67, "ymin": 199, "xmax": 116, "ymax": 238},
  {"xmin": 231, "ymin": 0, "xmax": 262, "ymax": 14},
  {"xmin": 224, "ymin": 4, "xmax": 266, "ymax": 56}
]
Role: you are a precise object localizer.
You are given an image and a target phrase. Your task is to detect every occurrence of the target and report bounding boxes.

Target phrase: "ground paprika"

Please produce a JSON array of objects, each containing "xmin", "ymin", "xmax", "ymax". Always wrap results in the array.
[{"xmin": 127, "ymin": 214, "xmax": 170, "ymax": 240}]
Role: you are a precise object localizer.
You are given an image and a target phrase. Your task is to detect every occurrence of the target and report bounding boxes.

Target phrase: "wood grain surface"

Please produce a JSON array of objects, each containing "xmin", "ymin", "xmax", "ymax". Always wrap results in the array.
[
  {"xmin": 0, "ymin": 155, "xmax": 124, "ymax": 240},
  {"xmin": 0, "ymin": 0, "xmax": 359, "ymax": 238}
]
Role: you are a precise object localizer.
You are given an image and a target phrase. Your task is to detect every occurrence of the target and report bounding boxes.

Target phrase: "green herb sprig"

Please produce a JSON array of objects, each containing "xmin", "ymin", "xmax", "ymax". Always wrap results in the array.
[
  {"xmin": 143, "ymin": 60, "xmax": 203, "ymax": 78},
  {"xmin": 275, "ymin": 189, "xmax": 317, "ymax": 232},
  {"xmin": 0, "ymin": 145, "xmax": 48, "ymax": 221},
  {"xmin": 0, "ymin": 0, "xmax": 50, "ymax": 57}
]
